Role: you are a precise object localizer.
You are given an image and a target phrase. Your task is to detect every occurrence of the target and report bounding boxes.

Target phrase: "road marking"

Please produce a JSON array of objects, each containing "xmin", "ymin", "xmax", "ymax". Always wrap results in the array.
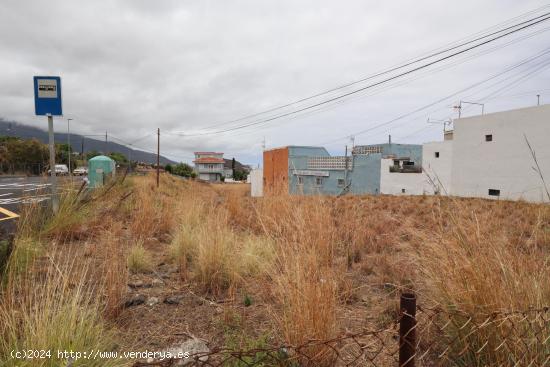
[
  {"xmin": 0, "ymin": 193, "xmax": 13, "ymax": 197},
  {"xmin": 0, "ymin": 206, "xmax": 19, "ymax": 222}
]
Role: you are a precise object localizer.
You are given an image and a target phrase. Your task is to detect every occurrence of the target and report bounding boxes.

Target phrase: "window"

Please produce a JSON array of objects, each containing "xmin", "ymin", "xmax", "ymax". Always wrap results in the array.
[
  {"xmin": 315, "ymin": 177, "xmax": 323, "ymax": 186},
  {"xmin": 297, "ymin": 176, "xmax": 304, "ymax": 185},
  {"xmin": 485, "ymin": 134, "xmax": 493, "ymax": 142},
  {"xmin": 337, "ymin": 178, "xmax": 345, "ymax": 187},
  {"xmin": 403, "ymin": 161, "xmax": 415, "ymax": 166},
  {"xmin": 488, "ymin": 189, "xmax": 500, "ymax": 196},
  {"xmin": 401, "ymin": 188, "xmax": 406, "ymax": 193},
  {"xmin": 435, "ymin": 152, "xmax": 440, "ymax": 158},
  {"xmin": 393, "ymin": 159, "xmax": 400, "ymax": 166}
]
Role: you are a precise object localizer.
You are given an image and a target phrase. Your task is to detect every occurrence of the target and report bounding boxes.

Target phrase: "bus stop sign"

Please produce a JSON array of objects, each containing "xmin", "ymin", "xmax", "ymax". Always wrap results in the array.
[{"xmin": 33, "ymin": 76, "xmax": 62, "ymax": 116}]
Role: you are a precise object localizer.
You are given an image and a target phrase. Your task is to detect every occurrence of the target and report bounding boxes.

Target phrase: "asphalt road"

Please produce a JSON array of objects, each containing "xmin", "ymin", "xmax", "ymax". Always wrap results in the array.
[{"xmin": 0, "ymin": 176, "xmax": 53, "ymax": 237}]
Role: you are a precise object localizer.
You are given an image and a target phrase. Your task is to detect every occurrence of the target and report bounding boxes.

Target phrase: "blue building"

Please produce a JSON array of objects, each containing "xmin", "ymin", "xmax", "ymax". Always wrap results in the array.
[{"xmin": 264, "ymin": 142, "xmax": 422, "ymax": 196}]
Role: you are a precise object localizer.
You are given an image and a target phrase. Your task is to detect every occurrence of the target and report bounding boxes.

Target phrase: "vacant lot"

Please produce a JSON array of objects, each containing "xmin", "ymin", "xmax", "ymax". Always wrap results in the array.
[{"xmin": 1, "ymin": 174, "xmax": 548, "ymax": 366}]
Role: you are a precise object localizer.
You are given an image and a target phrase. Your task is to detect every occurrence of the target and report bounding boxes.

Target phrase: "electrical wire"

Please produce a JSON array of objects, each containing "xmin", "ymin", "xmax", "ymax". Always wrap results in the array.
[
  {"xmin": 172, "ymin": 13, "xmax": 550, "ymax": 137},
  {"xmin": 184, "ymin": 6, "xmax": 550, "ymax": 132}
]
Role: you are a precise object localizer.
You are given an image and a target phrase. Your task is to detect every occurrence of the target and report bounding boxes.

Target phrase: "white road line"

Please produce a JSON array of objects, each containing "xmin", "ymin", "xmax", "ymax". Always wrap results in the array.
[{"xmin": 0, "ymin": 193, "xmax": 13, "ymax": 197}]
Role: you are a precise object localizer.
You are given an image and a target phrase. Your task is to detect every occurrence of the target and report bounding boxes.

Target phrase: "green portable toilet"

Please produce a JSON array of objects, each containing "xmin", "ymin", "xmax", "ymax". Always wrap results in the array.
[{"xmin": 88, "ymin": 155, "xmax": 116, "ymax": 188}]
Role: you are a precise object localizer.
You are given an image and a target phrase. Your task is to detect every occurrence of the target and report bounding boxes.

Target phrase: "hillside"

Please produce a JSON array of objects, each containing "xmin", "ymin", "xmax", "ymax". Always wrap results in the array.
[{"xmin": 0, "ymin": 119, "xmax": 176, "ymax": 165}]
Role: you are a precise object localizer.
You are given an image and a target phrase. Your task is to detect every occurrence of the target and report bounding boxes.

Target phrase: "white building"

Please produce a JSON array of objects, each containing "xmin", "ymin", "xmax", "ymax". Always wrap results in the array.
[
  {"xmin": 193, "ymin": 152, "xmax": 225, "ymax": 182},
  {"xmin": 379, "ymin": 158, "xmax": 428, "ymax": 195},
  {"xmin": 250, "ymin": 168, "xmax": 263, "ymax": 197},
  {"xmin": 422, "ymin": 134, "xmax": 453, "ymax": 195},
  {"xmin": 449, "ymin": 105, "xmax": 550, "ymax": 202}
]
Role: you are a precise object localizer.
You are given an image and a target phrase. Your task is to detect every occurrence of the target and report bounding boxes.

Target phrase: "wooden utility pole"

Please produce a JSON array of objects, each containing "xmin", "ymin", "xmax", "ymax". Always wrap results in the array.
[{"xmin": 156, "ymin": 128, "xmax": 160, "ymax": 187}]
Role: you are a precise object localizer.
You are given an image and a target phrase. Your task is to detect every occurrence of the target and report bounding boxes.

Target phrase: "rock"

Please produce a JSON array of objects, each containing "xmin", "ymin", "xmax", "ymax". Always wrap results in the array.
[
  {"xmin": 164, "ymin": 294, "xmax": 185, "ymax": 304},
  {"xmin": 152, "ymin": 278, "xmax": 164, "ymax": 287},
  {"xmin": 124, "ymin": 294, "xmax": 146, "ymax": 307},
  {"xmin": 168, "ymin": 339, "xmax": 210, "ymax": 366},
  {"xmin": 128, "ymin": 280, "xmax": 144, "ymax": 288},
  {"xmin": 146, "ymin": 297, "xmax": 160, "ymax": 307}
]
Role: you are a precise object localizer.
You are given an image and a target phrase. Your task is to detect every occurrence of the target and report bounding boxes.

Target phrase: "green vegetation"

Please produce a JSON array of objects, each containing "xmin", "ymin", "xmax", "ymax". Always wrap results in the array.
[
  {"xmin": 127, "ymin": 242, "xmax": 153, "ymax": 273},
  {"xmin": 171, "ymin": 162, "xmax": 196, "ymax": 178},
  {"xmin": 0, "ymin": 136, "xmax": 48, "ymax": 175}
]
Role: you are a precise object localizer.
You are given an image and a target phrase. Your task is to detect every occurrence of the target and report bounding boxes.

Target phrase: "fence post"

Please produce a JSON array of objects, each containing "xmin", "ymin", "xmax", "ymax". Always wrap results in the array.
[{"xmin": 399, "ymin": 292, "xmax": 416, "ymax": 367}]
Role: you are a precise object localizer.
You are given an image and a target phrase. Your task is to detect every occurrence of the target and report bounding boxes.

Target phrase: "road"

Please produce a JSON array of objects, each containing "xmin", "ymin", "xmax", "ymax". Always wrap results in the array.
[{"xmin": 0, "ymin": 176, "xmax": 52, "ymax": 237}]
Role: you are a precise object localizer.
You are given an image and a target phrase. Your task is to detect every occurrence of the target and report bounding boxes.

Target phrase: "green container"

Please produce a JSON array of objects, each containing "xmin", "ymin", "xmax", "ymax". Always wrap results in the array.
[{"xmin": 88, "ymin": 155, "xmax": 116, "ymax": 188}]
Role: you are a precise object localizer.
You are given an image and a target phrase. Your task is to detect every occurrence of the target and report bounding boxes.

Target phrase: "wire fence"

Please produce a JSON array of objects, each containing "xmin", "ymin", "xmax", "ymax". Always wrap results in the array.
[{"xmin": 132, "ymin": 294, "xmax": 549, "ymax": 367}]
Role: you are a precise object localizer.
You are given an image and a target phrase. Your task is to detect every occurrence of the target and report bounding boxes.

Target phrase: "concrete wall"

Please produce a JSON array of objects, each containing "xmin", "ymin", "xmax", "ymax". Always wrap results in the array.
[
  {"xmin": 380, "ymin": 158, "xmax": 427, "ymax": 195},
  {"xmin": 288, "ymin": 152, "xmax": 382, "ymax": 195},
  {"xmin": 451, "ymin": 105, "xmax": 550, "ymax": 202},
  {"xmin": 422, "ymin": 141, "xmax": 453, "ymax": 195},
  {"xmin": 250, "ymin": 169, "xmax": 263, "ymax": 197}
]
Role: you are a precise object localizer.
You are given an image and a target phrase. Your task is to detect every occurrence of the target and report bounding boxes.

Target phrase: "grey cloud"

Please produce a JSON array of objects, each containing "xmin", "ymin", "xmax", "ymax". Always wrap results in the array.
[{"xmin": 1, "ymin": 0, "xmax": 549, "ymax": 165}]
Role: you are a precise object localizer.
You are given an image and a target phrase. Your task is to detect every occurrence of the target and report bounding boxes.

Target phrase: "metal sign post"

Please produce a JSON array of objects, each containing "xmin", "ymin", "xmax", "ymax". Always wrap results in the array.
[{"xmin": 34, "ymin": 76, "xmax": 62, "ymax": 213}]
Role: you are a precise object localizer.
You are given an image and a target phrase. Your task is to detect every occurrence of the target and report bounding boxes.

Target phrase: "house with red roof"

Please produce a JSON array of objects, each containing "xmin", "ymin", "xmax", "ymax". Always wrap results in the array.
[{"xmin": 193, "ymin": 152, "xmax": 225, "ymax": 182}]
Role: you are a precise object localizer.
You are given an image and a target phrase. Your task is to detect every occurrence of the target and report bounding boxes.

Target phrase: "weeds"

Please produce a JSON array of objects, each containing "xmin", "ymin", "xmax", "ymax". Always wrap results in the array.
[{"xmin": 127, "ymin": 242, "xmax": 153, "ymax": 274}]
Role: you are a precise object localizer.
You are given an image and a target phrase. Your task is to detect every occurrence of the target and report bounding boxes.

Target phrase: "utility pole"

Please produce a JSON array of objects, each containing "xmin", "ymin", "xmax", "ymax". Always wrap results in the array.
[
  {"xmin": 105, "ymin": 131, "xmax": 108, "ymax": 154},
  {"xmin": 47, "ymin": 115, "xmax": 59, "ymax": 213},
  {"xmin": 156, "ymin": 128, "xmax": 160, "ymax": 188},
  {"xmin": 537, "ymin": 94, "xmax": 540, "ymax": 106},
  {"xmin": 67, "ymin": 118, "xmax": 73, "ymax": 178},
  {"xmin": 344, "ymin": 145, "xmax": 349, "ymax": 186}
]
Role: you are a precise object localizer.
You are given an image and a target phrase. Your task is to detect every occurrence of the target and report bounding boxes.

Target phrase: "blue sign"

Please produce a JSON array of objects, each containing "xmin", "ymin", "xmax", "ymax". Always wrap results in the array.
[{"xmin": 33, "ymin": 76, "xmax": 62, "ymax": 116}]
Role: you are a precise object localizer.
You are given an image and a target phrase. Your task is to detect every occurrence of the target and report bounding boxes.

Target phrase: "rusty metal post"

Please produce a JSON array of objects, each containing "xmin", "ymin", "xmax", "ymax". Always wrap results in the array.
[
  {"xmin": 399, "ymin": 292, "xmax": 416, "ymax": 367},
  {"xmin": 156, "ymin": 128, "xmax": 160, "ymax": 188}
]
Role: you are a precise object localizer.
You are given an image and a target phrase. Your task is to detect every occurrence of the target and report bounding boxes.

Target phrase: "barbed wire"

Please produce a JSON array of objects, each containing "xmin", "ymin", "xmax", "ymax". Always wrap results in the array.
[{"xmin": 131, "ymin": 305, "xmax": 549, "ymax": 367}]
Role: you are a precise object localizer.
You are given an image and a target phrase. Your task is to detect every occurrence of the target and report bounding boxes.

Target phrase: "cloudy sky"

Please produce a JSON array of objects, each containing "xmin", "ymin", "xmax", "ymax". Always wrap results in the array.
[{"xmin": 2, "ymin": 0, "xmax": 550, "ymax": 164}]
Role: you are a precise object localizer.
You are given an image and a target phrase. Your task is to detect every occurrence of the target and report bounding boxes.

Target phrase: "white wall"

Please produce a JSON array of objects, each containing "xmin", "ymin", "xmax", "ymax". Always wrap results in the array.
[
  {"xmin": 451, "ymin": 105, "xmax": 550, "ymax": 203},
  {"xmin": 422, "ymin": 141, "xmax": 453, "ymax": 195},
  {"xmin": 250, "ymin": 168, "xmax": 263, "ymax": 197},
  {"xmin": 380, "ymin": 159, "xmax": 427, "ymax": 195}
]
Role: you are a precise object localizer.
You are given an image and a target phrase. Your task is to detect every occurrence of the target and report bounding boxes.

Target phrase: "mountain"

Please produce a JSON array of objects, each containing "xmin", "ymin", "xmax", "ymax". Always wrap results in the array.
[{"xmin": 0, "ymin": 119, "xmax": 176, "ymax": 165}]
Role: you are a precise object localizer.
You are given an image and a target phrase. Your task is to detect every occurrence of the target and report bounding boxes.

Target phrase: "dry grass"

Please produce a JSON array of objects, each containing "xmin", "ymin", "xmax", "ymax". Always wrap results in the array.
[
  {"xmin": 1, "ymin": 174, "xmax": 548, "ymax": 366},
  {"xmin": 0, "ymin": 255, "xmax": 122, "ymax": 367},
  {"xmin": 127, "ymin": 241, "xmax": 153, "ymax": 274}
]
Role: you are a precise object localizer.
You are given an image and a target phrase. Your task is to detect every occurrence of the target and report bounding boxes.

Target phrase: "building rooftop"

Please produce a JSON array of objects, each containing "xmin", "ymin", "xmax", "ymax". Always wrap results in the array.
[
  {"xmin": 194, "ymin": 157, "xmax": 225, "ymax": 164},
  {"xmin": 194, "ymin": 151, "xmax": 223, "ymax": 155}
]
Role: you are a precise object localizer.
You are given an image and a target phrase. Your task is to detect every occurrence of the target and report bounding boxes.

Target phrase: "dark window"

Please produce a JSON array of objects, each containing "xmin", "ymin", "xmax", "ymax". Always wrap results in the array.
[
  {"xmin": 435, "ymin": 152, "xmax": 440, "ymax": 158},
  {"xmin": 297, "ymin": 176, "xmax": 303, "ymax": 185},
  {"xmin": 393, "ymin": 159, "xmax": 400, "ymax": 166},
  {"xmin": 403, "ymin": 161, "xmax": 415, "ymax": 166},
  {"xmin": 485, "ymin": 134, "xmax": 493, "ymax": 142},
  {"xmin": 315, "ymin": 177, "xmax": 323, "ymax": 186},
  {"xmin": 337, "ymin": 178, "xmax": 345, "ymax": 187},
  {"xmin": 401, "ymin": 188, "xmax": 406, "ymax": 193},
  {"xmin": 488, "ymin": 189, "xmax": 500, "ymax": 196}
]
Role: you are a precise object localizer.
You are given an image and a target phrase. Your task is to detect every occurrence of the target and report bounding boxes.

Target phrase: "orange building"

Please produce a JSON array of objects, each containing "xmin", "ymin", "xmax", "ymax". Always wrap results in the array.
[{"xmin": 263, "ymin": 147, "xmax": 289, "ymax": 195}]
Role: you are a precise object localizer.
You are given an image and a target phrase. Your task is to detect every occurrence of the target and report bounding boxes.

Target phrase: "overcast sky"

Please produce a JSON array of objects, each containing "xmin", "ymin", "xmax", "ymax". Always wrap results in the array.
[{"xmin": 2, "ymin": 0, "xmax": 550, "ymax": 164}]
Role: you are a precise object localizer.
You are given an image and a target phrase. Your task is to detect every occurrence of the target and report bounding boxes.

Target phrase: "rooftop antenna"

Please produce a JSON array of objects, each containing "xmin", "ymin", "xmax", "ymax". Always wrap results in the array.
[
  {"xmin": 453, "ymin": 100, "xmax": 484, "ymax": 118},
  {"xmin": 349, "ymin": 135, "xmax": 355, "ymax": 148},
  {"xmin": 261, "ymin": 136, "xmax": 266, "ymax": 151},
  {"xmin": 427, "ymin": 118, "xmax": 452, "ymax": 135}
]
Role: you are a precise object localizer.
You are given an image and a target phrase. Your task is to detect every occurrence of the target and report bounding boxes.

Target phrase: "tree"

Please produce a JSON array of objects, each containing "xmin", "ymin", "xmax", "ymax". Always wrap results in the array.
[
  {"xmin": 172, "ymin": 163, "xmax": 194, "ymax": 177},
  {"xmin": 165, "ymin": 164, "xmax": 173, "ymax": 174},
  {"xmin": 86, "ymin": 150, "xmax": 100, "ymax": 160},
  {"xmin": 1, "ymin": 136, "xmax": 48, "ymax": 174},
  {"xmin": 108, "ymin": 152, "xmax": 128, "ymax": 164}
]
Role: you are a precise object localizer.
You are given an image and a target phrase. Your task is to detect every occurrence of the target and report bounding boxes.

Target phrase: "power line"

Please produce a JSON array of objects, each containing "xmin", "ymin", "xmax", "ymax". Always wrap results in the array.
[
  {"xmin": 200, "ymin": 24, "xmax": 550, "ymax": 141},
  {"xmin": 188, "ymin": 6, "xmax": 550, "ymax": 132},
  {"xmin": 173, "ymin": 12, "xmax": 550, "ymax": 137},
  {"xmin": 318, "ymin": 46, "xmax": 550, "ymax": 145}
]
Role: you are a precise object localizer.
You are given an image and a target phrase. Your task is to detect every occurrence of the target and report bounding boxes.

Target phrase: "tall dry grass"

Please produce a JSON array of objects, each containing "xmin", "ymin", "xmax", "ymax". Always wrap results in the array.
[{"xmin": 0, "ymin": 255, "xmax": 123, "ymax": 367}]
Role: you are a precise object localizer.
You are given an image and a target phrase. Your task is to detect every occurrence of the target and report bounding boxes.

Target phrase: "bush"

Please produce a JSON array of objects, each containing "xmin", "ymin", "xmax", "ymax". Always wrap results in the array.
[{"xmin": 127, "ymin": 243, "xmax": 153, "ymax": 273}]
